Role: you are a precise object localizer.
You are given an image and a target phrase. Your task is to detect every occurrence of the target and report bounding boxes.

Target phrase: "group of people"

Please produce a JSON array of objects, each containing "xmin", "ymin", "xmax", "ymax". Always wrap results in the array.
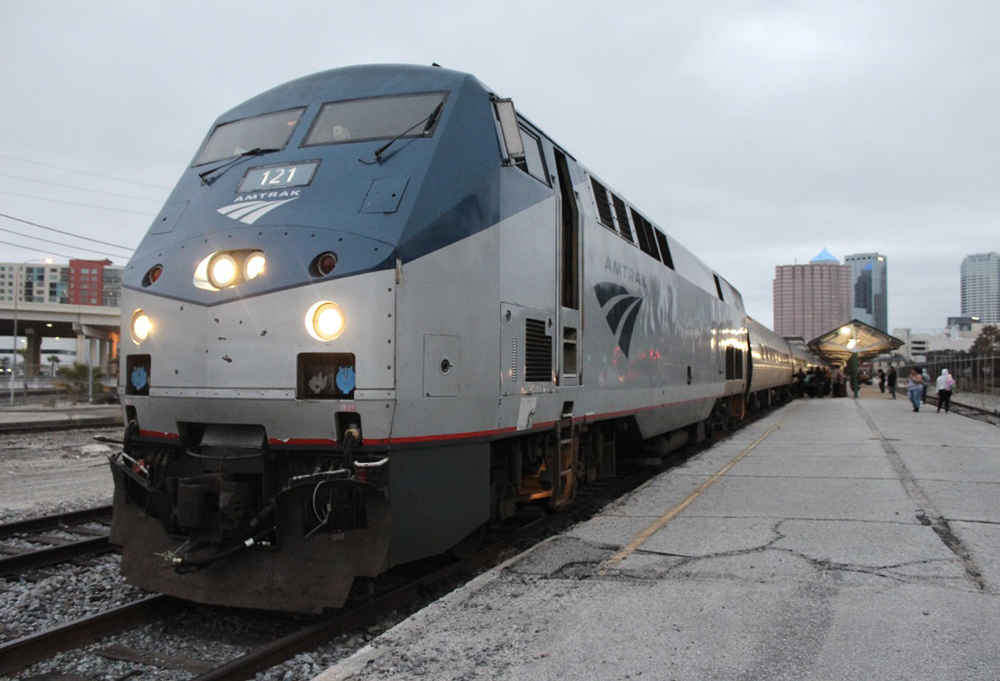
[
  {"xmin": 876, "ymin": 366, "xmax": 955, "ymax": 413},
  {"xmin": 795, "ymin": 367, "xmax": 833, "ymax": 398},
  {"xmin": 794, "ymin": 366, "xmax": 859, "ymax": 399}
]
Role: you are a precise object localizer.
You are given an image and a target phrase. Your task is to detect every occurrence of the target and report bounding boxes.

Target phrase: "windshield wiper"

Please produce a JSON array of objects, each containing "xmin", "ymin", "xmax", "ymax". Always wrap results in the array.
[
  {"xmin": 198, "ymin": 147, "xmax": 280, "ymax": 185},
  {"xmin": 361, "ymin": 102, "xmax": 444, "ymax": 165}
]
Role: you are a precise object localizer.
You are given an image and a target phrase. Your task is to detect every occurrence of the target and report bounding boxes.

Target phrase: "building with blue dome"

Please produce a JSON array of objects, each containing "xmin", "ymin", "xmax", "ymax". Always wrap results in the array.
[
  {"xmin": 811, "ymin": 248, "xmax": 840, "ymax": 264},
  {"xmin": 773, "ymin": 249, "xmax": 852, "ymax": 340}
]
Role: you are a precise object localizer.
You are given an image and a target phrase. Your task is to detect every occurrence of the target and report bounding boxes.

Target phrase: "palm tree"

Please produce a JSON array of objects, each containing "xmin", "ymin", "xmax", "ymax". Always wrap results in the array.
[{"xmin": 56, "ymin": 362, "xmax": 105, "ymax": 403}]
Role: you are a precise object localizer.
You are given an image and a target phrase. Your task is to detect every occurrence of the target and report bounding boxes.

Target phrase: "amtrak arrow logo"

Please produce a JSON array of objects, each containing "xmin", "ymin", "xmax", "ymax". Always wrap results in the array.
[
  {"xmin": 594, "ymin": 282, "xmax": 644, "ymax": 358},
  {"xmin": 217, "ymin": 197, "xmax": 298, "ymax": 225}
]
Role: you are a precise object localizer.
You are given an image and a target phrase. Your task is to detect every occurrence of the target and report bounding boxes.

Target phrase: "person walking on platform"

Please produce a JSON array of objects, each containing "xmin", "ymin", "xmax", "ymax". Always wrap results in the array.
[
  {"xmin": 887, "ymin": 367, "xmax": 897, "ymax": 399},
  {"xmin": 936, "ymin": 369, "xmax": 956, "ymax": 413},
  {"xmin": 832, "ymin": 369, "xmax": 845, "ymax": 398},
  {"xmin": 907, "ymin": 368, "xmax": 924, "ymax": 412},
  {"xmin": 921, "ymin": 368, "xmax": 931, "ymax": 404},
  {"xmin": 877, "ymin": 369, "xmax": 886, "ymax": 394}
]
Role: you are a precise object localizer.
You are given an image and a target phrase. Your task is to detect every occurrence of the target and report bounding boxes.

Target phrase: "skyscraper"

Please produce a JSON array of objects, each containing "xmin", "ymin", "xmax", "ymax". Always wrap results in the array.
[
  {"xmin": 961, "ymin": 253, "xmax": 1000, "ymax": 323},
  {"xmin": 773, "ymin": 248, "xmax": 852, "ymax": 340},
  {"xmin": 844, "ymin": 253, "xmax": 888, "ymax": 332}
]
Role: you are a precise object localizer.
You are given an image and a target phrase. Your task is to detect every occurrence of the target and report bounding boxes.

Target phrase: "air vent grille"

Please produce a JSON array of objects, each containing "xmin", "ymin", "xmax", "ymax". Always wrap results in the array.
[
  {"xmin": 511, "ymin": 336, "xmax": 518, "ymax": 379},
  {"xmin": 524, "ymin": 318, "xmax": 552, "ymax": 383},
  {"xmin": 611, "ymin": 193, "xmax": 634, "ymax": 243},
  {"xmin": 590, "ymin": 177, "xmax": 615, "ymax": 229}
]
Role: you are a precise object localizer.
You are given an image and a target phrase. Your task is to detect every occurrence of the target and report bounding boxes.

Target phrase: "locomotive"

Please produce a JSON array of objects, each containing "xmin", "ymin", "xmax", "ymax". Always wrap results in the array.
[{"xmin": 109, "ymin": 64, "xmax": 813, "ymax": 612}]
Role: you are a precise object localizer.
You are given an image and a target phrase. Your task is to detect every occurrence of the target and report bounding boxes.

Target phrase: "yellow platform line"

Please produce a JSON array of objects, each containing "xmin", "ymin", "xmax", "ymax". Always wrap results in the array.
[{"xmin": 596, "ymin": 403, "xmax": 803, "ymax": 577}]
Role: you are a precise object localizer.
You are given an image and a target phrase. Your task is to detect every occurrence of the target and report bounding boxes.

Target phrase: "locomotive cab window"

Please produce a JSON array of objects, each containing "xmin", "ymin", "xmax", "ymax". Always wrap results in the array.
[
  {"xmin": 516, "ymin": 127, "xmax": 550, "ymax": 185},
  {"xmin": 303, "ymin": 92, "xmax": 447, "ymax": 147},
  {"xmin": 194, "ymin": 108, "xmax": 306, "ymax": 166}
]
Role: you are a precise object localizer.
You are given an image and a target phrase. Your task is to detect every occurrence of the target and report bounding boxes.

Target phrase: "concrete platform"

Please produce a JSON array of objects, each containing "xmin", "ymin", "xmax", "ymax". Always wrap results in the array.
[
  {"xmin": 0, "ymin": 403, "xmax": 122, "ymax": 431},
  {"xmin": 319, "ymin": 388, "xmax": 1000, "ymax": 680}
]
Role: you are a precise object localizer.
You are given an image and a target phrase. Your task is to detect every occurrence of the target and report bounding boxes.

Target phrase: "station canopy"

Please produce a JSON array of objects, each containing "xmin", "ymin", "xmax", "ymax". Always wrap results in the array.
[{"xmin": 806, "ymin": 319, "xmax": 904, "ymax": 366}]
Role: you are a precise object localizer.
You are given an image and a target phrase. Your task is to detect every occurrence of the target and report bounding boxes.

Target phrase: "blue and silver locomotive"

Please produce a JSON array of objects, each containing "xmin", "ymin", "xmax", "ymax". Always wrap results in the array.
[{"xmin": 110, "ymin": 64, "xmax": 806, "ymax": 612}]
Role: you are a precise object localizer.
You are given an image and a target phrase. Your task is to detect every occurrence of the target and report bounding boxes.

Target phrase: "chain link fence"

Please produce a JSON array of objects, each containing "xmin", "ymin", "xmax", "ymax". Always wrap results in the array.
[
  {"xmin": 896, "ymin": 355, "xmax": 1000, "ymax": 413},
  {"xmin": 2, "ymin": 362, "xmax": 116, "ymax": 405}
]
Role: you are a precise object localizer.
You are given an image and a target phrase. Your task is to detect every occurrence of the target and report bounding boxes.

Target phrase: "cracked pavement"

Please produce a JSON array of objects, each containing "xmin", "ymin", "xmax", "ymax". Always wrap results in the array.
[{"xmin": 322, "ymin": 391, "xmax": 1000, "ymax": 681}]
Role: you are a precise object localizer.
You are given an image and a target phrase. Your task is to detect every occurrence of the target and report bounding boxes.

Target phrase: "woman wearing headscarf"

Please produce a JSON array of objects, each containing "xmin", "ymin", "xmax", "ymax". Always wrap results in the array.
[{"xmin": 936, "ymin": 369, "xmax": 956, "ymax": 413}]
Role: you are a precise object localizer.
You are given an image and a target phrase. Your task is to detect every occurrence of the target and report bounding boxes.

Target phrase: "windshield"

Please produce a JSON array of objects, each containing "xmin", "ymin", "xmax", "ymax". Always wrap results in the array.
[
  {"xmin": 194, "ymin": 108, "xmax": 306, "ymax": 166},
  {"xmin": 303, "ymin": 92, "xmax": 446, "ymax": 147}
]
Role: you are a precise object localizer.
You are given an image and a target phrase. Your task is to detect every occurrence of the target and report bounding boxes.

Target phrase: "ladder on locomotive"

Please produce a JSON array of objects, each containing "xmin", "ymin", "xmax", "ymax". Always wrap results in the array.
[{"xmin": 551, "ymin": 412, "xmax": 576, "ymax": 510}]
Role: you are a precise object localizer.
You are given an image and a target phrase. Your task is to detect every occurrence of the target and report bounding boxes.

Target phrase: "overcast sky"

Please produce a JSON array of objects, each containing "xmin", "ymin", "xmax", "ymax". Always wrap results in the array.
[{"xmin": 1, "ymin": 1, "xmax": 997, "ymax": 332}]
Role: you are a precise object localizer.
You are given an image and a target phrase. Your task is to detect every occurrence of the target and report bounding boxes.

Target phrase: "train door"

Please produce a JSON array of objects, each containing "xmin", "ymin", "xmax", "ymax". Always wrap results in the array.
[
  {"xmin": 554, "ymin": 149, "xmax": 581, "ymax": 387},
  {"xmin": 494, "ymin": 99, "xmax": 557, "ymax": 398}
]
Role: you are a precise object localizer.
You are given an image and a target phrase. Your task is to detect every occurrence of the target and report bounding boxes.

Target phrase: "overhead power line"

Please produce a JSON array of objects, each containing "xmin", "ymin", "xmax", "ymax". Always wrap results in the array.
[
  {"xmin": 0, "ymin": 212, "xmax": 134, "ymax": 252},
  {"xmin": 0, "ymin": 138, "xmax": 180, "ymax": 181},
  {"xmin": 0, "ymin": 224, "xmax": 126, "ymax": 259},
  {"xmin": 0, "ymin": 153, "xmax": 173, "ymax": 190},
  {"xmin": 0, "ymin": 189, "xmax": 156, "ymax": 217},
  {"xmin": 0, "ymin": 237, "xmax": 75, "ymax": 261},
  {"xmin": 0, "ymin": 171, "xmax": 164, "ymax": 203}
]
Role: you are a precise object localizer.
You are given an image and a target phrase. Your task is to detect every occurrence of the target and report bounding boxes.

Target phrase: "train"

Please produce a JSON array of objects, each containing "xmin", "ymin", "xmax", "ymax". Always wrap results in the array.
[{"xmin": 109, "ymin": 64, "xmax": 822, "ymax": 613}]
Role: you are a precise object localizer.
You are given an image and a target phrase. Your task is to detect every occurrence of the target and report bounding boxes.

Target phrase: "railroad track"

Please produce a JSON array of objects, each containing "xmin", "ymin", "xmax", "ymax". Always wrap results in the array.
[
  {"xmin": 0, "ymin": 451, "xmax": 676, "ymax": 678},
  {"xmin": 0, "ymin": 595, "xmax": 184, "ymax": 677},
  {"xmin": 1, "ymin": 407, "xmax": 764, "ymax": 678},
  {"xmin": 924, "ymin": 395, "xmax": 1000, "ymax": 425},
  {"xmin": 0, "ymin": 504, "xmax": 115, "ymax": 577}
]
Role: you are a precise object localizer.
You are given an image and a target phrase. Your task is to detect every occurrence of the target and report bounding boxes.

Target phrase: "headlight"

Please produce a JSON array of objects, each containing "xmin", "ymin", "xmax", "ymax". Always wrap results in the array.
[
  {"xmin": 244, "ymin": 251, "xmax": 266, "ymax": 280},
  {"xmin": 305, "ymin": 301, "xmax": 345, "ymax": 341},
  {"xmin": 194, "ymin": 250, "xmax": 267, "ymax": 290},
  {"xmin": 208, "ymin": 253, "xmax": 239, "ymax": 289},
  {"xmin": 130, "ymin": 309, "xmax": 152, "ymax": 344}
]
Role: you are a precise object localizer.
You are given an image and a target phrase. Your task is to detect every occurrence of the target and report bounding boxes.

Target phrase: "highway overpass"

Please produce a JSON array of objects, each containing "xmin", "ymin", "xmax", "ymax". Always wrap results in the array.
[{"xmin": 0, "ymin": 301, "xmax": 120, "ymax": 375}]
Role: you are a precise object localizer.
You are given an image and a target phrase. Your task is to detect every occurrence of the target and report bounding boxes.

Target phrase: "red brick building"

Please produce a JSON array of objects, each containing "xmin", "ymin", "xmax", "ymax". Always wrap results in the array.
[{"xmin": 67, "ymin": 259, "xmax": 113, "ymax": 306}]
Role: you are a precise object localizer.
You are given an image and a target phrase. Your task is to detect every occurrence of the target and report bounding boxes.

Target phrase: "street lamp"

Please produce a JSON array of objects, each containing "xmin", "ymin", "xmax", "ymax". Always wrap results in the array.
[
  {"xmin": 10, "ymin": 258, "xmax": 52, "ymax": 405},
  {"xmin": 839, "ymin": 325, "xmax": 860, "ymax": 397}
]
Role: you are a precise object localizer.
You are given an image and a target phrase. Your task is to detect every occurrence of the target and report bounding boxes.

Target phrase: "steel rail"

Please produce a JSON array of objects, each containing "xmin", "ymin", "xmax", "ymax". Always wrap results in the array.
[
  {"xmin": 0, "ymin": 536, "xmax": 113, "ymax": 577},
  {"xmin": 0, "ymin": 504, "xmax": 113, "ymax": 540},
  {"xmin": 0, "ymin": 594, "xmax": 182, "ymax": 676},
  {"xmin": 0, "ymin": 505, "xmax": 115, "ymax": 576},
  {"xmin": 924, "ymin": 394, "xmax": 1000, "ymax": 425}
]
